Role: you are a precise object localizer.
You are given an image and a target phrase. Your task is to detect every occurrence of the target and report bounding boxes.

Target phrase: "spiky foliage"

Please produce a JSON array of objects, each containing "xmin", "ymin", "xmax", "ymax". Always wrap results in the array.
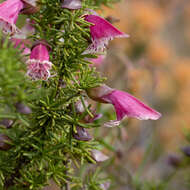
[{"xmin": 0, "ymin": 0, "xmax": 122, "ymax": 189}]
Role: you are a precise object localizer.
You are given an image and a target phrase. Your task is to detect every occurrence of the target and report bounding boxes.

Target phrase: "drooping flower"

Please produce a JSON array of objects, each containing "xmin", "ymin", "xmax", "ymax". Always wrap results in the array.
[
  {"xmin": 0, "ymin": 0, "xmax": 24, "ymax": 34},
  {"xmin": 26, "ymin": 41, "xmax": 52, "ymax": 80},
  {"xmin": 87, "ymin": 84, "xmax": 161, "ymax": 123},
  {"xmin": 84, "ymin": 15, "xmax": 129, "ymax": 53},
  {"xmin": 15, "ymin": 102, "xmax": 32, "ymax": 114},
  {"xmin": 75, "ymin": 99, "xmax": 102, "ymax": 123},
  {"xmin": 62, "ymin": 0, "xmax": 82, "ymax": 10}
]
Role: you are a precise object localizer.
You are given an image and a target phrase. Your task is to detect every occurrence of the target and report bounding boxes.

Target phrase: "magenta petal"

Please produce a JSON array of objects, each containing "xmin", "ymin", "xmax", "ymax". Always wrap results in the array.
[
  {"xmin": 30, "ymin": 44, "xmax": 50, "ymax": 61},
  {"xmin": 62, "ymin": 0, "xmax": 82, "ymax": 10},
  {"xmin": 102, "ymin": 90, "xmax": 161, "ymax": 121},
  {"xmin": 0, "ymin": 0, "xmax": 24, "ymax": 34},
  {"xmin": 26, "ymin": 43, "xmax": 52, "ymax": 80},
  {"xmin": 84, "ymin": 15, "xmax": 129, "ymax": 53}
]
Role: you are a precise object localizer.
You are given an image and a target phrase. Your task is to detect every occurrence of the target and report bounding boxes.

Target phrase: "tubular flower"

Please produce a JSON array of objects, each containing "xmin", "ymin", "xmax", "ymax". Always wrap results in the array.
[
  {"xmin": 87, "ymin": 85, "xmax": 161, "ymax": 123},
  {"xmin": 0, "ymin": 0, "xmax": 24, "ymax": 34},
  {"xmin": 26, "ymin": 42, "xmax": 52, "ymax": 80},
  {"xmin": 84, "ymin": 15, "xmax": 129, "ymax": 53}
]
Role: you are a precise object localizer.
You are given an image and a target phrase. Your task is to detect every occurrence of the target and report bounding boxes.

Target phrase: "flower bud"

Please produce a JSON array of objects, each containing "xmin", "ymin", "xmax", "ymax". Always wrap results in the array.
[
  {"xmin": 73, "ymin": 126, "xmax": 92, "ymax": 141},
  {"xmin": 62, "ymin": 0, "xmax": 82, "ymax": 10},
  {"xmin": 75, "ymin": 99, "xmax": 89, "ymax": 114},
  {"xmin": 15, "ymin": 102, "xmax": 32, "ymax": 114},
  {"xmin": 182, "ymin": 146, "xmax": 190, "ymax": 157},
  {"xmin": 167, "ymin": 154, "xmax": 181, "ymax": 168},
  {"xmin": 0, "ymin": 134, "xmax": 12, "ymax": 150},
  {"xmin": 0, "ymin": 119, "xmax": 14, "ymax": 128},
  {"xmin": 87, "ymin": 84, "xmax": 161, "ymax": 121}
]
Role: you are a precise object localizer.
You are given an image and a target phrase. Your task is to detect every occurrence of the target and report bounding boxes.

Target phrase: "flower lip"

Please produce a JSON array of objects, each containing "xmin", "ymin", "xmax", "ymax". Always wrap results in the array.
[
  {"xmin": 26, "ymin": 41, "xmax": 52, "ymax": 80},
  {"xmin": 87, "ymin": 84, "xmax": 162, "ymax": 121},
  {"xmin": 102, "ymin": 89, "xmax": 162, "ymax": 121}
]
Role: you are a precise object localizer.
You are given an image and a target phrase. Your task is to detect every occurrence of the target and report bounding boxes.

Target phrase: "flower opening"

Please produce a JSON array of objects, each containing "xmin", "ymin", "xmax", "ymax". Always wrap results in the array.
[{"xmin": 26, "ymin": 43, "xmax": 52, "ymax": 80}]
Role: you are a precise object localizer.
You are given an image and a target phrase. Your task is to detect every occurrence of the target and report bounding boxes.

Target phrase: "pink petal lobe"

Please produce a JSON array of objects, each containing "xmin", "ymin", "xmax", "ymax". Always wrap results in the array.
[
  {"xmin": 30, "ymin": 44, "xmax": 49, "ymax": 61},
  {"xmin": 84, "ymin": 15, "xmax": 129, "ymax": 53},
  {"xmin": 102, "ymin": 90, "xmax": 161, "ymax": 121}
]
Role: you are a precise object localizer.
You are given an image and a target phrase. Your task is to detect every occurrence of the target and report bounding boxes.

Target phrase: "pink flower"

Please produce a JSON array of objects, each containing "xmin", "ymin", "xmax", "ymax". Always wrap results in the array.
[
  {"xmin": 0, "ymin": 0, "xmax": 24, "ymax": 34},
  {"xmin": 26, "ymin": 42, "xmax": 52, "ymax": 80},
  {"xmin": 84, "ymin": 15, "xmax": 129, "ymax": 53},
  {"xmin": 87, "ymin": 85, "xmax": 161, "ymax": 123}
]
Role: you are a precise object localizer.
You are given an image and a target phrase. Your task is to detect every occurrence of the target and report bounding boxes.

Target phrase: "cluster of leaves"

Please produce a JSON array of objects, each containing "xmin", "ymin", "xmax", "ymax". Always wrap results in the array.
[{"xmin": 0, "ymin": 0, "xmax": 118, "ymax": 189}]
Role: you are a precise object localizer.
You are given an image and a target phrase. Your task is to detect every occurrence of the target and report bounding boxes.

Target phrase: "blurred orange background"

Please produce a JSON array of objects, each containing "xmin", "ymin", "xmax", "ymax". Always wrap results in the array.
[{"xmin": 92, "ymin": 1, "xmax": 190, "ymax": 188}]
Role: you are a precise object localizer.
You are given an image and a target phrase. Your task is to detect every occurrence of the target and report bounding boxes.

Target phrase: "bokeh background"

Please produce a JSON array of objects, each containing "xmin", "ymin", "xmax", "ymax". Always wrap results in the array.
[
  {"xmin": 1, "ymin": 0, "xmax": 190, "ymax": 189},
  {"xmin": 92, "ymin": 0, "xmax": 190, "ymax": 189}
]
